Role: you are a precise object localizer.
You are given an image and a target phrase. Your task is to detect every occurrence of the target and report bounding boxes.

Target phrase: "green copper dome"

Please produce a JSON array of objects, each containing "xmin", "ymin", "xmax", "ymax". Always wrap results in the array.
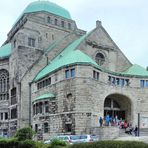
[{"xmin": 23, "ymin": 1, "xmax": 72, "ymax": 19}]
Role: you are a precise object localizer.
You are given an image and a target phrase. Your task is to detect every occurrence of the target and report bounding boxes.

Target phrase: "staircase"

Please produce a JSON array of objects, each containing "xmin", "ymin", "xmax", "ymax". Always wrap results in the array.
[
  {"xmin": 119, "ymin": 128, "xmax": 148, "ymax": 137},
  {"xmin": 119, "ymin": 128, "xmax": 134, "ymax": 137}
]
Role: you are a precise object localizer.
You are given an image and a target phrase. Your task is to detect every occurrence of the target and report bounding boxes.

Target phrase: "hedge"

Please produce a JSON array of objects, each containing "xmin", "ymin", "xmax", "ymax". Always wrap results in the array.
[
  {"xmin": 0, "ymin": 139, "xmax": 36, "ymax": 148},
  {"xmin": 47, "ymin": 139, "xmax": 67, "ymax": 148},
  {"xmin": 0, "ymin": 138, "xmax": 147, "ymax": 148},
  {"xmin": 68, "ymin": 141, "xmax": 148, "ymax": 148}
]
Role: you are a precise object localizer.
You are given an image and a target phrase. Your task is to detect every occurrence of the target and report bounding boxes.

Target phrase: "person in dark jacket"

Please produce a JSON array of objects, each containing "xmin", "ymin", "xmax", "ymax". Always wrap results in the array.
[
  {"xmin": 99, "ymin": 117, "xmax": 103, "ymax": 127},
  {"xmin": 134, "ymin": 125, "xmax": 138, "ymax": 136}
]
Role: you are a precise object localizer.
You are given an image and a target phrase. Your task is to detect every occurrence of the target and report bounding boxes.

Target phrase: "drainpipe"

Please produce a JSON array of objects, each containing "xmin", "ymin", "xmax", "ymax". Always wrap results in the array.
[{"xmin": 29, "ymin": 82, "xmax": 32, "ymax": 127}]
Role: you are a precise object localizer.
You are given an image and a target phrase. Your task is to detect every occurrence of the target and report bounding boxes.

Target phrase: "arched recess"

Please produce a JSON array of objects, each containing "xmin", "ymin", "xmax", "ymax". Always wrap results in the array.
[
  {"xmin": 104, "ymin": 93, "xmax": 132, "ymax": 122},
  {"xmin": 0, "ymin": 69, "xmax": 9, "ymax": 100}
]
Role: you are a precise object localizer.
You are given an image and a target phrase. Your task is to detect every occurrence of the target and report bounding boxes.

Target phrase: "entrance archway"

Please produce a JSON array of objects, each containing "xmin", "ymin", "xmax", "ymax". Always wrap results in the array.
[{"xmin": 104, "ymin": 94, "xmax": 132, "ymax": 122}]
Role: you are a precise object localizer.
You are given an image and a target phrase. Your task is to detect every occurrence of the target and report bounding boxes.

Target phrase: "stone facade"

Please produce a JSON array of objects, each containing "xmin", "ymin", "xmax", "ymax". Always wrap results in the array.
[{"xmin": 0, "ymin": 1, "xmax": 148, "ymax": 139}]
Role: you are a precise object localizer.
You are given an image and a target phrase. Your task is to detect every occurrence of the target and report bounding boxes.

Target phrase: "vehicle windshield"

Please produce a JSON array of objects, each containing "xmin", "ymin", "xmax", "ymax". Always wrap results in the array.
[
  {"xmin": 58, "ymin": 136, "xmax": 69, "ymax": 140},
  {"xmin": 91, "ymin": 135, "xmax": 97, "ymax": 139}
]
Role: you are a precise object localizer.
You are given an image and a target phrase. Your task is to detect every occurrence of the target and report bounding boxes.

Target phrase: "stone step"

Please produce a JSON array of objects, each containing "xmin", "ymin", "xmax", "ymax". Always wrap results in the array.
[
  {"xmin": 119, "ymin": 128, "xmax": 148, "ymax": 137},
  {"xmin": 119, "ymin": 129, "xmax": 134, "ymax": 137}
]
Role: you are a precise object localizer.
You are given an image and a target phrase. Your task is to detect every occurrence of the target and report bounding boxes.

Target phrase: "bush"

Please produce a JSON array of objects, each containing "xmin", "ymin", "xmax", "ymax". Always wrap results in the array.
[
  {"xmin": 0, "ymin": 138, "xmax": 8, "ymax": 147},
  {"xmin": 15, "ymin": 127, "xmax": 35, "ymax": 141},
  {"xmin": 35, "ymin": 141, "xmax": 49, "ymax": 148},
  {"xmin": 0, "ymin": 138, "xmax": 47, "ymax": 148},
  {"xmin": 19, "ymin": 140, "xmax": 36, "ymax": 148},
  {"xmin": 68, "ymin": 141, "xmax": 148, "ymax": 148},
  {"xmin": 0, "ymin": 138, "xmax": 19, "ymax": 148},
  {"xmin": 48, "ymin": 139, "xmax": 67, "ymax": 148}
]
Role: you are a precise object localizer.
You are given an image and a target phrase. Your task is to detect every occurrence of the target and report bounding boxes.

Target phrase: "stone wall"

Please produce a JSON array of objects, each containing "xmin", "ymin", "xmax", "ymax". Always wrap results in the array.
[
  {"xmin": 88, "ymin": 127, "xmax": 120, "ymax": 140},
  {"xmin": 31, "ymin": 64, "xmax": 148, "ymax": 138}
]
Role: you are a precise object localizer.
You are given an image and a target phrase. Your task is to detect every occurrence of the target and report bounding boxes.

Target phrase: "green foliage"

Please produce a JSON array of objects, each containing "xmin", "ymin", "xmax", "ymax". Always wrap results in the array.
[
  {"xmin": 0, "ymin": 138, "xmax": 8, "ymax": 147},
  {"xmin": 48, "ymin": 139, "xmax": 67, "ymax": 148},
  {"xmin": 19, "ymin": 140, "xmax": 36, "ymax": 148},
  {"xmin": 15, "ymin": 127, "xmax": 35, "ymax": 141},
  {"xmin": 68, "ymin": 141, "xmax": 148, "ymax": 148},
  {"xmin": 1, "ymin": 138, "xmax": 147, "ymax": 148},
  {"xmin": 0, "ymin": 138, "xmax": 19, "ymax": 147},
  {"xmin": 35, "ymin": 141, "xmax": 49, "ymax": 148},
  {"xmin": 0, "ymin": 138, "xmax": 48, "ymax": 148}
]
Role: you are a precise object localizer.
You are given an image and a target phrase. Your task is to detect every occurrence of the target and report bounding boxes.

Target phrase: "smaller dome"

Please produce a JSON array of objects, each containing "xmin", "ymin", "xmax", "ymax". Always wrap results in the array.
[{"xmin": 23, "ymin": 1, "xmax": 72, "ymax": 19}]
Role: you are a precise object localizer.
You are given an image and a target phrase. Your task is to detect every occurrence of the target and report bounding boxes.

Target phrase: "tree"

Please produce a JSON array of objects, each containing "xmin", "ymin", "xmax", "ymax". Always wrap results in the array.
[{"xmin": 15, "ymin": 127, "xmax": 35, "ymax": 141}]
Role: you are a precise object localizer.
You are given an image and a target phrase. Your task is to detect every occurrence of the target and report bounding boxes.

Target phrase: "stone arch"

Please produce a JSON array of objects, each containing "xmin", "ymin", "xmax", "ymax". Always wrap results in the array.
[{"xmin": 104, "ymin": 93, "xmax": 132, "ymax": 122}]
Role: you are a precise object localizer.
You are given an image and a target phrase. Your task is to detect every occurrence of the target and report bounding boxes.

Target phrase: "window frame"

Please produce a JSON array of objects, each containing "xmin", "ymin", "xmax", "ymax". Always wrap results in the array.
[
  {"xmin": 61, "ymin": 20, "xmax": 65, "ymax": 27},
  {"xmin": 68, "ymin": 23, "xmax": 71, "ymax": 29},
  {"xmin": 65, "ymin": 68, "xmax": 75, "ymax": 79},
  {"xmin": 93, "ymin": 70, "xmax": 99, "ymax": 80},
  {"xmin": 28, "ymin": 37, "xmax": 35, "ymax": 47},
  {"xmin": 44, "ymin": 122, "xmax": 49, "ymax": 133},
  {"xmin": 47, "ymin": 16, "xmax": 51, "ymax": 23},
  {"xmin": 54, "ymin": 19, "xmax": 58, "ymax": 25}
]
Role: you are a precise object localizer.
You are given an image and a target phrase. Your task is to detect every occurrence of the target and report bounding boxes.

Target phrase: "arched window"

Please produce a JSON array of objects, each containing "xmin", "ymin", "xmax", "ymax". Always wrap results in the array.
[
  {"xmin": 104, "ymin": 98, "xmax": 120, "ymax": 109},
  {"xmin": 61, "ymin": 20, "xmax": 65, "ymax": 27},
  {"xmin": 54, "ymin": 19, "xmax": 58, "ymax": 25},
  {"xmin": 47, "ymin": 16, "xmax": 51, "ymax": 23},
  {"xmin": 95, "ymin": 52, "xmax": 105, "ymax": 65},
  {"xmin": 67, "ymin": 93, "xmax": 72, "ymax": 100},
  {"xmin": 0, "ymin": 69, "xmax": 9, "ymax": 100}
]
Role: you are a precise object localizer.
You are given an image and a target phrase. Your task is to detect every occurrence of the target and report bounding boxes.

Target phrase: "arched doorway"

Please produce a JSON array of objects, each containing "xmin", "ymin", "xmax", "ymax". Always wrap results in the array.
[{"xmin": 104, "ymin": 94, "xmax": 131, "ymax": 122}]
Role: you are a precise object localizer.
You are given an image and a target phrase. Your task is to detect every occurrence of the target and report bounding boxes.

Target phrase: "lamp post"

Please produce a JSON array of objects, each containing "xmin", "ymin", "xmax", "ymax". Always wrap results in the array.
[
  {"xmin": 137, "ymin": 99, "xmax": 141, "ymax": 137},
  {"xmin": 137, "ymin": 113, "xmax": 140, "ymax": 136}
]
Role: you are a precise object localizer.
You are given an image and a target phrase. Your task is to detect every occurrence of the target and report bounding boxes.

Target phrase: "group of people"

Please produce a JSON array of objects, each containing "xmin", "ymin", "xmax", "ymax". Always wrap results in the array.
[
  {"xmin": 99, "ymin": 114, "xmax": 119, "ymax": 127},
  {"xmin": 99, "ymin": 115, "xmax": 139, "ymax": 136},
  {"xmin": 121, "ymin": 120, "xmax": 138, "ymax": 136}
]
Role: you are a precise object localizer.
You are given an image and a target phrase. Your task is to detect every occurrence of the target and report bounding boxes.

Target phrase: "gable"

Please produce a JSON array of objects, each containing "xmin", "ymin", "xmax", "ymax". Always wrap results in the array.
[{"xmin": 77, "ymin": 23, "xmax": 132, "ymax": 72}]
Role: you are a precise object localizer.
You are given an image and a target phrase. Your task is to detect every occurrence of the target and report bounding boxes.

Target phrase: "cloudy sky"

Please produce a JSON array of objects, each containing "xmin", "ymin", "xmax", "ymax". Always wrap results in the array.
[{"xmin": 0, "ymin": 0, "xmax": 148, "ymax": 68}]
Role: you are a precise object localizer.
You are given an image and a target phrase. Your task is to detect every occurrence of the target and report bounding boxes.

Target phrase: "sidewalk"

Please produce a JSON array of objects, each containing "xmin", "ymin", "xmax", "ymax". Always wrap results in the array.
[{"xmin": 115, "ymin": 136, "xmax": 148, "ymax": 144}]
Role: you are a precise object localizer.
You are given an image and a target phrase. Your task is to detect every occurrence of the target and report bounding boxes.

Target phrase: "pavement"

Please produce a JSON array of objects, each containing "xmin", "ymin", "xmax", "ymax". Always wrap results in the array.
[{"xmin": 115, "ymin": 136, "xmax": 148, "ymax": 144}]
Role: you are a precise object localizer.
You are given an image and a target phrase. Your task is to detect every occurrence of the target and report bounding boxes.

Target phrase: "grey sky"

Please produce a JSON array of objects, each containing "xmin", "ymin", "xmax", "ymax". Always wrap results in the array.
[{"xmin": 0, "ymin": 0, "xmax": 148, "ymax": 68}]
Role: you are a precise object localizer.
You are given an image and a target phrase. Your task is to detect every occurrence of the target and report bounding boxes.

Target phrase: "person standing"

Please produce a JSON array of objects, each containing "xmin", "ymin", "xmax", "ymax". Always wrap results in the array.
[
  {"xmin": 99, "ymin": 117, "xmax": 103, "ymax": 127},
  {"xmin": 124, "ymin": 120, "xmax": 127, "ymax": 131},
  {"xmin": 134, "ymin": 125, "xmax": 138, "ymax": 136},
  {"xmin": 105, "ymin": 114, "xmax": 110, "ymax": 126}
]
